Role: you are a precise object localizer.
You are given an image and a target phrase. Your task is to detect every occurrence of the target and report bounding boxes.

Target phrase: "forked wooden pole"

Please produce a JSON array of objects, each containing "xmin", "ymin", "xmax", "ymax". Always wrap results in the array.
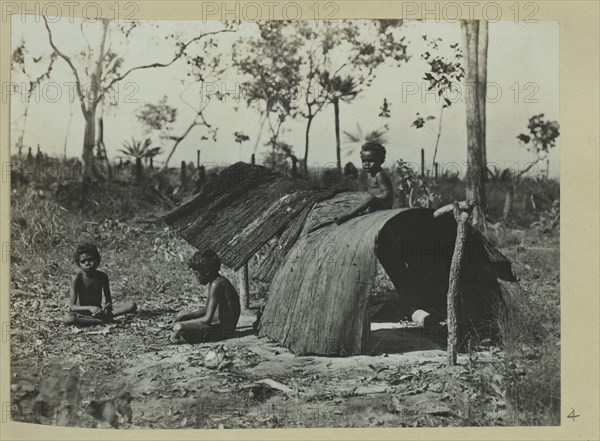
[{"xmin": 434, "ymin": 200, "xmax": 475, "ymax": 366}]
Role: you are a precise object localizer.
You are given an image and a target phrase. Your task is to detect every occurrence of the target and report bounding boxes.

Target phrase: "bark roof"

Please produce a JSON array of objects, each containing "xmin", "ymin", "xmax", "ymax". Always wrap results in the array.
[{"xmin": 161, "ymin": 162, "xmax": 339, "ymax": 271}]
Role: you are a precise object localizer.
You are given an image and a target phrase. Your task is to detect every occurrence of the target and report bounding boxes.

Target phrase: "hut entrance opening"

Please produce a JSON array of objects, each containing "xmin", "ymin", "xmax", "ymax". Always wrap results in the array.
[{"xmin": 370, "ymin": 208, "xmax": 508, "ymax": 349}]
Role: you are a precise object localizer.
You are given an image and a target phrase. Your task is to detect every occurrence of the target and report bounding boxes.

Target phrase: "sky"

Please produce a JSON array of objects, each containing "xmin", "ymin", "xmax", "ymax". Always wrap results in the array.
[{"xmin": 10, "ymin": 17, "xmax": 559, "ymax": 178}]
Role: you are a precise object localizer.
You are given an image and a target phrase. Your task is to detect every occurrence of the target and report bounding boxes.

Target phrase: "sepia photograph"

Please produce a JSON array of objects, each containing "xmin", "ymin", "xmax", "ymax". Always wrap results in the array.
[{"xmin": 4, "ymin": 2, "xmax": 570, "ymax": 432}]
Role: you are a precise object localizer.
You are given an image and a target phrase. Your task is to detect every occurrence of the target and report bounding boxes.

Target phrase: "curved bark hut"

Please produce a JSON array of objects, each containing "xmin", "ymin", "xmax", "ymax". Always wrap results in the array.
[
  {"xmin": 259, "ymin": 193, "xmax": 519, "ymax": 356},
  {"xmin": 161, "ymin": 164, "xmax": 520, "ymax": 357}
]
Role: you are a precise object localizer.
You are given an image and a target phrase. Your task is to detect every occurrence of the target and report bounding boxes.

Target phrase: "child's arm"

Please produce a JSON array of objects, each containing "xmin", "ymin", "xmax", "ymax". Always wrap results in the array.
[
  {"xmin": 102, "ymin": 273, "xmax": 113, "ymax": 312},
  {"xmin": 334, "ymin": 194, "xmax": 376, "ymax": 225},
  {"xmin": 374, "ymin": 170, "xmax": 393, "ymax": 203},
  {"xmin": 69, "ymin": 275, "xmax": 101, "ymax": 315}
]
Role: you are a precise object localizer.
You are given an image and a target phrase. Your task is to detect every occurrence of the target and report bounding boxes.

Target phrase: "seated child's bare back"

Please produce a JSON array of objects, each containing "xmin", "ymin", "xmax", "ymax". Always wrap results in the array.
[
  {"xmin": 171, "ymin": 250, "xmax": 241, "ymax": 344},
  {"xmin": 208, "ymin": 275, "xmax": 241, "ymax": 333}
]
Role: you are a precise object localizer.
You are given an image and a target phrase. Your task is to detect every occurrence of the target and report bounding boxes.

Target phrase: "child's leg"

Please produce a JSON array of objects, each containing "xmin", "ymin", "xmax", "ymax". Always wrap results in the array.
[
  {"xmin": 171, "ymin": 318, "xmax": 224, "ymax": 343},
  {"xmin": 63, "ymin": 312, "xmax": 104, "ymax": 327},
  {"xmin": 111, "ymin": 301, "xmax": 137, "ymax": 317},
  {"xmin": 174, "ymin": 308, "xmax": 207, "ymax": 322},
  {"xmin": 366, "ymin": 195, "xmax": 390, "ymax": 212}
]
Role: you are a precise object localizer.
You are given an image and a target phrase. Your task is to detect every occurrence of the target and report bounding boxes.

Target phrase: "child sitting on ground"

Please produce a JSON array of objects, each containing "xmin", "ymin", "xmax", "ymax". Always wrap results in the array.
[
  {"xmin": 170, "ymin": 250, "xmax": 241, "ymax": 344},
  {"xmin": 63, "ymin": 243, "xmax": 137, "ymax": 326},
  {"xmin": 335, "ymin": 141, "xmax": 394, "ymax": 225}
]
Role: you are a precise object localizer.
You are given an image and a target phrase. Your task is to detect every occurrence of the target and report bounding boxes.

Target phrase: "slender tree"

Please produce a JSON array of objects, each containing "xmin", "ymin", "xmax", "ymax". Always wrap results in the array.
[
  {"xmin": 233, "ymin": 20, "xmax": 409, "ymax": 176},
  {"xmin": 63, "ymin": 103, "xmax": 74, "ymax": 160},
  {"xmin": 312, "ymin": 20, "xmax": 409, "ymax": 174},
  {"xmin": 477, "ymin": 22, "xmax": 489, "ymax": 167},
  {"xmin": 43, "ymin": 16, "xmax": 234, "ymax": 180},
  {"xmin": 322, "ymin": 74, "xmax": 360, "ymax": 174},
  {"xmin": 11, "ymin": 39, "xmax": 56, "ymax": 158},
  {"xmin": 411, "ymin": 37, "xmax": 464, "ymax": 172},
  {"xmin": 232, "ymin": 21, "xmax": 303, "ymax": 171},
  {"xmin": 461, "ymin": 20, "xmax": 488, "ymax": 230},
  {"xmin": 500, "ymin": 114, "xmax": 560, "ymax": 221}
]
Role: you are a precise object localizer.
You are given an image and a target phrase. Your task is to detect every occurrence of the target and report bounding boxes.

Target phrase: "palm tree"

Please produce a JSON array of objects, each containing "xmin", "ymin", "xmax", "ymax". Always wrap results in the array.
[
  {"xmin": 118, "ymin": 137, "xmax": 162, "ymax": 182},
  {"xmin": 487, "ymin": 165, "xmax": 515, "ymax": 222},
  {"xmin": 343, "ymin": 123, "xmax": 389, "ymax": 156},
  {"xmin": 322, "ymin": 73, "xmax": 360, "ymax": 174}
]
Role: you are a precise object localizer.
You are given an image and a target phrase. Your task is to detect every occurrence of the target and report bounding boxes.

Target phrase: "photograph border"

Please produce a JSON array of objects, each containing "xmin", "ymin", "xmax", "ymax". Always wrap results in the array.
[{"xmin": 1, "ymin": 1, "xmax": 598, "ymax": 440}]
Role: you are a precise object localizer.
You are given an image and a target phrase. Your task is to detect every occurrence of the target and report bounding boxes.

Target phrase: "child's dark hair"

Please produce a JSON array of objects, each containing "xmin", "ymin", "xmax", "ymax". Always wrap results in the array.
[
  {"xmin": 361, "ymin": 141, "xmax": 386, "ymax": 162},
  {"xmin": 73, "ymin": 242, "xmax": 101, "ymax": 264},
  {"xmin": 189, "ymin": 250, "xmax": 221, "ymax": 273}
]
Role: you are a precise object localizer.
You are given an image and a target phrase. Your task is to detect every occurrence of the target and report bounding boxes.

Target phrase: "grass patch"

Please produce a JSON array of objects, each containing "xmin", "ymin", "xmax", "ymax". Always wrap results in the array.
[{"xmin": 492, "ymin": 226, "xmax": 560, "ymax": 425}]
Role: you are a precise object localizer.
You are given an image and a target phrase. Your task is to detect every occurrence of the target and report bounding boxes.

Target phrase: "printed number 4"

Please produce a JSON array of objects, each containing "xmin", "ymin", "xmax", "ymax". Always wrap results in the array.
[{"xmin": 568, "ymin": 408, "xmax": 580, "ymax": 421}]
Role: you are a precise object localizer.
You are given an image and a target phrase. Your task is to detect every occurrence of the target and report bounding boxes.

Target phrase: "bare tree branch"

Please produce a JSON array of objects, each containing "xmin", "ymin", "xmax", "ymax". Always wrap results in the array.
[
  {"xmin": 96, "ymin": 27, "xmax": 235, "ymax": 106},
  {"xmin": 162, "ymin": 119, "xmax": 203, "ymax": 169},
  {"xmin": 517, "ymin": 155, "xmax": 547, "ymax": 180},
  {"xmin": 160, "ymin": 90, "xmax": 213, "ymax": 169},
  {"xmin": 80, "ymin": 21, "xmax": 93, "ymax": 60},
  {"xmin": 43, "ymin": 16, "xmax": 88, "ymax": 116},
  {"xmin": 91, "ymin": 19, "xmax": 110, "ymax": 107}
]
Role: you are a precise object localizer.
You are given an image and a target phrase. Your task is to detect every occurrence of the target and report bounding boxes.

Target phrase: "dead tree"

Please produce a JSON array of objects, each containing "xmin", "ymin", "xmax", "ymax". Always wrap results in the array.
[{"xmin": 434, "ymin": 200, "xmax": 475, "ymax": 366}]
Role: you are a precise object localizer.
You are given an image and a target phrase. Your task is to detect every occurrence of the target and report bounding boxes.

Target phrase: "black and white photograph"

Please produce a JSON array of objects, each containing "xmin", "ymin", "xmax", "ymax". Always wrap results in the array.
[{"xmin": 4, "ymin": 1, "xmax": 578, "ymax": 432}]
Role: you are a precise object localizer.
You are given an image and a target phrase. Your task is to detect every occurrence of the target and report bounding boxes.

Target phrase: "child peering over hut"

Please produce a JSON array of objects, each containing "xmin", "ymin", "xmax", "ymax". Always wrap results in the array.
[
  {"xmin": 170, "ymin": 250, "xmax": 241, "ymax": 344},
  {"xmin": 64, "ymin": 243, "xmax": 137, "ymax": 326},
  {"xmin": 335, "ymin": 142, "xmax": 394, "ymax": 225}
]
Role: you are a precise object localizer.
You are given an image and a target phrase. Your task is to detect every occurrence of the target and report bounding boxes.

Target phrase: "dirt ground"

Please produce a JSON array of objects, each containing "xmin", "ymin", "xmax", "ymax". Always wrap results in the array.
[
  {"xmin": 10, "ymin": 301, "xmax": 512, "ymax": 429},
  {"xmin": 9, "ymin": 188, "xmax": 559, "ymax": 428}
]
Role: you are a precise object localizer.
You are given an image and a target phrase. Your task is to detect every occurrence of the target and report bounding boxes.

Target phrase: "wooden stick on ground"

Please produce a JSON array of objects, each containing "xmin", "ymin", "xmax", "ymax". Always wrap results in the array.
[{"xmin": 434, "ymin": 200, "xmax": 475, "ymax": 366}]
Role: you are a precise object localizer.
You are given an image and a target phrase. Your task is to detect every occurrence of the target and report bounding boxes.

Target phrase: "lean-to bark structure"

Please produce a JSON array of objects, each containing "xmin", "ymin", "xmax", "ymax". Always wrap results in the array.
[{"xmin": 163, "ymin": 163, "xmax": 521, "ymax": 356}]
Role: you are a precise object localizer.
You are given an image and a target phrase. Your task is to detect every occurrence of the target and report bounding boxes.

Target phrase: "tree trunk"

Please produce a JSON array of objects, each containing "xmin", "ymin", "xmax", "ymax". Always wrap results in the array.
[
  {"xmin": 81, "ymin": 19, "xmax": 108, "ymax": 181},
  {"xmin": 334, "ymin": 98, "xmax": 341, "ymax": 175},
  {"xmin": 290, "ymin": 156, "xmax": 298, "ymax": 178},
  {"xmin": 253, "ymin": 113, "xmax": 267, "ymax": 155},
  {"xmin": 63, "ymin": 105, "xmax": 74, "ymax": 160},
  {"xmin": 303, "ymin": 114, "xmax": 314, "ymax": 177},
  {"xmin": 97, "ymin": 116, "xmax": 112, "ymax": 178},
  {"xmin": 477, "ymin": 21, "xmax": 489, "ymax": 169},
  {"xmin": 502, "ymin": 184, "xmax": 514, "ymax": 222},
  {"xmin": 180, "ymin": 161, "xmax": 187, "ymax": 190},
  {"xmin": 82, "ymin": 109, "xmax": 97, "ymax": 180},
  {"xmin": 432, "ymin": 105, "xmax": 444, "ymax": 171},
  {"xmin": 461, "ymin": 20, "xmax": 487, "ymax": 232},
  {"xmin": 135, "ymin": 157, "xmax": 143, "ymax": 182},
  {"xmin": 17, "ymin": 95, "xmax": 32, "ymax": 159}
]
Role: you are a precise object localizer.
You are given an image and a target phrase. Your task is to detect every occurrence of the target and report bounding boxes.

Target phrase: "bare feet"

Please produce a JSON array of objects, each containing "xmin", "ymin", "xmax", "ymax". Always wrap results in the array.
[{"xmin": 169, "ymin": 331, "xmax": 185, "ymax": 345}]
